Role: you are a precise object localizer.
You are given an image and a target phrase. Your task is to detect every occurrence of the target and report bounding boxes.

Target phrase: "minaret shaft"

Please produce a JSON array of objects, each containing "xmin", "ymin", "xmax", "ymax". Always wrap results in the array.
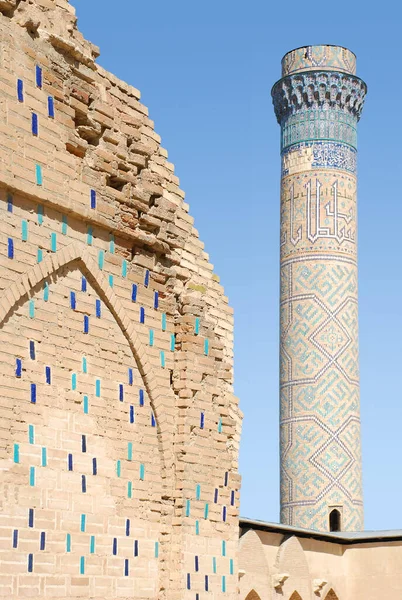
[{"xmin": 272, "ymin": 46, "xmax": 367, "ymax": 532}]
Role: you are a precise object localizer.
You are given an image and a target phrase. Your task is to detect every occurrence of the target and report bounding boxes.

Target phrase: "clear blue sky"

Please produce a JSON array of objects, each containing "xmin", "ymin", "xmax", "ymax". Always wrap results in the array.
[{"xmin": 75, "ymin": 0, "xmax": 402, "ymax": 531}]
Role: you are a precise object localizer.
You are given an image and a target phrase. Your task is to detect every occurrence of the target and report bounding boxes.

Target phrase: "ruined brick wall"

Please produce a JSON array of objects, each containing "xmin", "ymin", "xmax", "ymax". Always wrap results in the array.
[{"xmin": 0, "ymin": 1, "xmax": 242, "ymax": 598}]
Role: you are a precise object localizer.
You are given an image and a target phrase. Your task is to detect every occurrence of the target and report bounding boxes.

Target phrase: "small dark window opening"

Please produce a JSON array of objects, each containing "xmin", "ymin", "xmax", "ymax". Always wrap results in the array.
[{"xmin": 329, "ymin": 509, "xmax": 341, "ymax": 532}]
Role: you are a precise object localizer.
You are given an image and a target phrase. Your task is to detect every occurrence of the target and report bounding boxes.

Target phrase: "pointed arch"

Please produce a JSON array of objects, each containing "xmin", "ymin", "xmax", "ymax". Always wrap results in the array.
[
  {"xmin": 324, "ymin": 590, "xmax": 339, "ymax": 600},
  {"xmin": 245, "ymin": 591, "xmax": 262, "ymax": 600},
  {"xmin": 0, "ymin": 242, "xmax": 175, "ymax": 478},
  {"xmin": 289, "ymin": 593, "xmax": 303, "ymax": 600}
]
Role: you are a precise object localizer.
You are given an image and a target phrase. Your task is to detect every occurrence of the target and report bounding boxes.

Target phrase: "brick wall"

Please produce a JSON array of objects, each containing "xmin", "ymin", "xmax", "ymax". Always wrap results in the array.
[{"xmin": 0, "ymin": 1, "xmax": 242, "ymax": 598}]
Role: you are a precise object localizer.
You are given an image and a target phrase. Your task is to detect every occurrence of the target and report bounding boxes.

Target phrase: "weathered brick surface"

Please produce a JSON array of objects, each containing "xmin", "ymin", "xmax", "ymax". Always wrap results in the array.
[{"xmin": 0, "ymin": 2, "xmax": 242, "ymax": 598}]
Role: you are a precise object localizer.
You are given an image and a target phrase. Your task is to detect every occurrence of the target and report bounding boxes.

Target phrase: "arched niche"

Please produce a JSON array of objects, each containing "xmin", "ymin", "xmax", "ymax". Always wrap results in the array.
[
  {"xmin": 245, "ymin": 591, "xmax": 262, "ymax": 600},
  {"xmin": 324, "ymin": 589, "xmax": 339, "ymax": 600},
  {"xmin": 289, "ymin": 593, "xmax": 303, "ymax": 600}
]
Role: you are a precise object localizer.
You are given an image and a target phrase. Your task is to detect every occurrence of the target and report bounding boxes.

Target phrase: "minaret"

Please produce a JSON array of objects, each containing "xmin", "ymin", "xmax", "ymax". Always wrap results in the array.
[{"xmin": 272, "ymin": 46, "xmax": 367, "ymax": 532}]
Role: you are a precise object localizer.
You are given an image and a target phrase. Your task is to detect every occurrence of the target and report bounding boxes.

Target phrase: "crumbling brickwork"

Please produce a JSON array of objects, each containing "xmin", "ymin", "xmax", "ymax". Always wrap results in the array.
[{"xmin": 0, "ymin": 1, "xmax": 242, "ymax": 598}]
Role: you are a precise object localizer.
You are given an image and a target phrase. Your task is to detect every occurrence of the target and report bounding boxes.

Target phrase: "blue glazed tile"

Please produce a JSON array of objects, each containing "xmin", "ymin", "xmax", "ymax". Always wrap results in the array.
[
  {"xmin": 126, "ymin": 519, "xmax": 130, "ymax": 536},
  {"xmin": 37, "ymin": 248, "xmax": 43, "ymax": 263},
  {"xmin": 139, "ymin": 389, "xmax": 144, "ymax": 406},
  {"xmin": 29, "ymin": 509, "xmax": 34, "ymax": 528},
  {"xmin": 7, "ymin": 194, "xmax": 13, "ymax": 212},
  {"xmin": 204, "ymin": 338, "xmax": 209, "ymax": 356},
  {"xmin": 124, "ymin": 559, "xmax": 129, "ymax": 576},
  {"xmin": 195, "ymin": 318, "xmax": 200, "ymax": 335},
  {"xmin": 13, "ymin": 529, "xmax": 18, "ymax": 548},
  {"xmin": 212, "ymin": 556, "xmax": 217, "ymax": 574},
  {"xmin": 95, "ymin": 379, "xmax": 100, "ymax": 397},
  {"xmin": 29, "ymin": 466, "xmax": 35, "ymax": 486},
  {"xmin": 119, "ymin": 384, "xmax": 124, "ymax": 402},
  {"xmin": 128, "ymin": 368, "xmax": 133, "ymax": 385},
  {"xmin": 204, "ymin": 503, "xmax": 209, "ymax": 519},
  {"xmin": 134, "ymin": 540, "xmax": 138, "ymax": 557},
  {"xmin": 28, "ymin": 424, "xmax": 34, "ymax": 444},
  {"xmin": 170, "ymin": 334, "xmax": 175, "ymax": 351},
  {"xmin": 200, "ymin": 412, "xmax": 205, "ymax": 429},
  {"xmin": 80, "ymin": 556, "xmax": 85, "ymax": 575},
  {"xmin": 17, "ymin": 79, "xmax": 24, "ymax": 102},
  {"xmin": 95, "ymin": 299, "xmax": 101, "ymax": 318},
  {"xmin": 98, "ymin": 250, "xmax": 104, "ymax": 270},
  {"xmin": 87, "ymin": 226, "xmax": 93, "ymax": 245},
  {"xmin": 140, "ymin": 307, "xmax": 145, "ymax": 323},
  {"xmin": 83, "ymin": 315, "xmax": 89, "ymax": 334},
  {"xmin": 194, "ymin": 555, "xmax": 199, "ymax": 572},
  {"xmin": 16, "ymin": 358, "xmax": 22, "ymax": 378},
  {"xmin": 29, "ymin": 300, "xmax": 35, "ymax": 319},
  {"xmin": 231, "ymin": 490, "xmax": 235, "ymax": 506},
  {"xmin": 21, "ymin": 219, "xmax": 28, "ymax": 241},
  {"xmin": 83, "ymin": 396, "xmax": 89, "ymax": 414},
  {"xmin": 144, "ymin": 269, "xmax": 149, "ymax": 287},
  {"xmin": 30, "ymin": 383, "xmax": 36, "ymax": 404},
  {"xmin": 41, "ymin": 447, "xmax": 47, "ymax": 467},
  {"xmin": 35, "ymin": 65, "xmax": 42, "ymax": 88},
  {"xmin": 48, "ymin": 96, "xmax": 54, "ymax": 118},
  {"xmin": 127, "ymin": 442, "xmax": 133, "ymax": 461},
  {"xmin": 116, "ymin": 460, "xmax": 121, "ymax": 477},
  {"xmin": 196, "ymin": 484, "xmax": 201, "ymax": 501},
  {"xmin": 222, "ymin": 540, "xmax": 226, "ymax": 556},
  {"xmin": 131, "ymin": 284, "xmax": 137, "ymax": 302},
  {"xmin": 139, "ymin": 463, "xmax": 145, "ymax": 480},
  {"xmin": 224, "ymin": 471, "xmax": 229, "ymax": 486},
  {"xmin": 109, "ymin": 234, "xmax": 115, "ymax": 253},
  {"xmin": 90, "ymin": 536, "xmax": 95, "ymax": 554},
  {"xmin": 29, "ymin": 341, "xmax": 35, "ymax": 360},
  {"xmin": 185, "ymin": 500, "xmax": 190, "ymax": 517},
  {"xmin": 80, "ymin": 514, "xmax": 86, "ymax": 532},
  {"xmin": 90, "ymin": 189, "xmax": 96, "ymax": 209},
  {"xmin": 205, "ymin": 575, "xmax": 209, "ymax": 592},
  {"xmin": 218, "ymin": 417, "xmax": 223, "ymax": 433},
  {"xmin": 70, "ymin": 291, "xmax": 76, "ymax": 310},
  {"xmin": 222, "ymin": 575, "xmax": 226, "ymax": 593},
  {"xmin": 81, "ymin": 475, "xmax": 86, "ymax": 493},
  {"xmin": 127, "ymin": 481, "xmax": 132, "ymax": 498},
  {"xmin": 7, "ymin": 237, "xmax": 14, "ymax": 259},
  {"xmin": 81, "ymin": 435, "xmax": 86, "ymax": 453},
  {"xmin": 151, "ymin": 412, "xmax": 156, "ymax": 427},
  {"xmin": 50, "ymin": 232, "xmax": 57, "ymax": 252},
  {"xmin": 222, "ymin": 506, "xmax": 227, "ymax": 521},
  {"xmin": 149, "ymin": 329, "xmax": 154, "ymax": 346},
  {"xmin": 62, "ymin": 215, "xmax": 68, "ymax": 235},
  {"xmin": 160, "ymin": 351, "xmax": 165, "ymax": 368},
  {"xmin": 35, "ymin": 164, "xmax": 42, "ymax": 186},
  {"xmin": 113, "ymin": 538, "xmax": 117, "ymax": 556},
  {"xmin": 31, "ymin": 113, "xmax": 38, "ymax": 136},
  {"xmin": 43, "ymin": 282, "xmax": 49, "ymax": 302},
  {"xmin": 40, "ymin": 532, "xmax": 45, "ymax": 551},
  {"xmin": 68, "ymin": 454, "xmax": 73, "ymax": 471},
  {"xmin": 154, "ymin": 291, "xmax": 159, "ymax": 309},
  {"xmin": 195, "ymin": 520, "xmax": 199, "ymax": 535},
  {"xmin": 92, "ymin": 458, "xmax": 97, "ymax": 475},
  {"xmin": 129, "ymin": 405, "xmax": 134, "ymax": 424},
  {"xmin": 186, "ymin": 574, "xmax": 191, "ymax": 590},
  {"xmin": 230, "ymin": 558, "xmax": 234, "ymax": 575},
  {"xmin": 81, "ymin": 276, "xmax": 87, "ymax": 292},
  {"xmin": 154, "ymin": 542, "xmax": 159, "ymax": 558},
  {"xmin": 71, "ymin": 373, "xmax": 77, "ymax": 391},
  {"xmin": 28, "ymin": 553, "xmax": 33, "ymax": 572},
  {"xmin": 161, "ymin": 313, "xmax": 166, "ymax": 331},
  {"xmin": 108, "ymin": 274, "xmax": 114, "ymax": 287},
  {"xmin": 82, "ymin": 357, "xmax": 87, "ymax": 373},
  {"xmin": 66, "ymin": 533, "xmax": 71, "ymax": 552},
  {"xmin": 122, "ymin": 259, "xmax": 127, "ymax": 278},
  {"xmin": 13, "ymin": 443, "xmax": 19, "ymax": 463}
]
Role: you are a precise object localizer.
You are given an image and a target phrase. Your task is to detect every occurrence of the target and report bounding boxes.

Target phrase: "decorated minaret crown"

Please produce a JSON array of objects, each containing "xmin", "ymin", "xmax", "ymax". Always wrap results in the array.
[{"xmin": 272, "ymin": 46, "xmax": 367, "ymax": 532}]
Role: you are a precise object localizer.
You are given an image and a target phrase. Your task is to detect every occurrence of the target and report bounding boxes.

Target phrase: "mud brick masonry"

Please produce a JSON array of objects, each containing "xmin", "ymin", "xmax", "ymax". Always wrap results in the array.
[{"xmin": 0, "ymin": 3, "xmax": 402, "ymax": 600}]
